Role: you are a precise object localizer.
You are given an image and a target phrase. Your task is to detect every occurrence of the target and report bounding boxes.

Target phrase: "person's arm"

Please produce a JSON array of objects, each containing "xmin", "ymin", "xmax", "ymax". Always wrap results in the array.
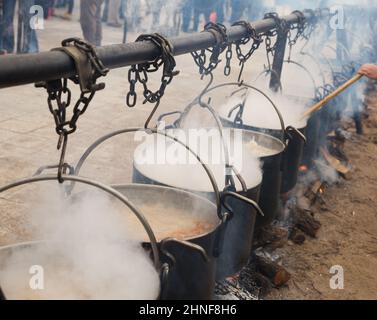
[{"xmin": 358, "ymin": 64, "xmax": 377, "ymax": 80}]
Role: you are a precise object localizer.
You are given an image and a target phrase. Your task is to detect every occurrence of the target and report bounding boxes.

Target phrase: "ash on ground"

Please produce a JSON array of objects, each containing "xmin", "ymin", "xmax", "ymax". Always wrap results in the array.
[{"xmin": 214, "ymin": 264, "xmax": 261, "ymax": 300}]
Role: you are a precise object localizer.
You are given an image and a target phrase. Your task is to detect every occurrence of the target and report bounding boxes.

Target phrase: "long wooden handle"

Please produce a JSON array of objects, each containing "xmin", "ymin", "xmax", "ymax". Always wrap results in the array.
[{"xmin": 302, "ymin": 74, "xmax": 363, "ymax": 118}]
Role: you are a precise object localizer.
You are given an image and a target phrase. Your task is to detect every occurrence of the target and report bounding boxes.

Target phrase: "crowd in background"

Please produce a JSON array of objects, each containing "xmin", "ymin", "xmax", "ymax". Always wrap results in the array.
[
  {"xmin": 0, "ymin": 0, "xmax": 375, "ymax": 53},
  {"xmin": 0, "ymin": 0, "xmax": 282, "ymax": 52}
]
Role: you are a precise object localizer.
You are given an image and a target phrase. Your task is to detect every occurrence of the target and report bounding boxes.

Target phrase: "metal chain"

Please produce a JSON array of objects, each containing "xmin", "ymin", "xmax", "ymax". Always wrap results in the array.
[
  {"xmin": 262, "ymin": 12, "xmax": 288, "ymax": 71},
  {"xmin": 126, "ymin": 33, "xmax": 179, "ymax": 108},
  {"xmin": 301, "ymin": 9, "xmax": 318, "ymax": 41},
  {"xmin": 191, "ymin": 22, "xmax": 228, "ymax": 76},
  {"xmin": 287, "ymin": 10, "xmax": 307, "ymax": 61},
  {"xmin": 224, "ymin": 44, "xmax": 233, "ymax": 76},
  {"xmin": 62, "ymin": 38, "xmax": 109, "ymax": 84},
  {"xmin": 36, "ymin": 38, "xmax": 109, "ymax": 182},
  {"xmin": 231, "ymin": 20, "xmax": 263, "ymax": 81},
  {"xmin": 43, "ymin": 40, "xmax": 108, "ymax": 140}
]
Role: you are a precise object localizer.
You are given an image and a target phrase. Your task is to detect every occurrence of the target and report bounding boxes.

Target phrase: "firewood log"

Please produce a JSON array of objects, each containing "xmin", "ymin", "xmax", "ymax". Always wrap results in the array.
[
  {"xmin": 253, "ymin": 225, "xmax": 288, "ymax": 250},
  {"xmin": 292, "ymin": 208, "xmax": 321, "ymax": 238},
  {"xmin": 253, "ymin": 272, "xmax": 273, "ymax": 296},
  {"xmin": 253, "ymin": 255, "xmax": 291, "ymax": 287},
  {"xmin": 289, "ymin": 228, "xmax": 306, "ymax": 245}
]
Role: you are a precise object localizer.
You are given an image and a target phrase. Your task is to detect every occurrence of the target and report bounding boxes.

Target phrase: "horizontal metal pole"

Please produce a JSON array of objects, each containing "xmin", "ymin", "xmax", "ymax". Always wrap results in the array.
[{"xmin": 0, "ymin": 8, "xmax": 330, "ymax": 89}]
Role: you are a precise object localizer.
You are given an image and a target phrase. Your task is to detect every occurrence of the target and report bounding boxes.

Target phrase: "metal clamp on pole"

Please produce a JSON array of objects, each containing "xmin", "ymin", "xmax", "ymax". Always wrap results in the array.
[{"xmin": 54, "ymin": 37, "xmax": 109, "ymax": 93}]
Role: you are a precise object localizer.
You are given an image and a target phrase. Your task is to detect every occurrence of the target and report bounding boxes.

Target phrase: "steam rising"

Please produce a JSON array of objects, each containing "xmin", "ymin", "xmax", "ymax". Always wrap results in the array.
[
  {"xmin": 219, "ymin": 89, "xmax": 309, "ymax": 131},
  {"xmin": 134, "ymin": 128, "xmax": 263, "ymax": 192},
  {"xmin": 0, "ymin": 187, "xmax": 160, "ymax": 300}
]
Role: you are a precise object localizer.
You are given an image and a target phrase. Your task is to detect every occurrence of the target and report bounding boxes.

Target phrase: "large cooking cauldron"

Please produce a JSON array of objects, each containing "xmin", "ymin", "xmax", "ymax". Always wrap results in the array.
[
  {"xmin": 0, "ymin": 172, "xmax": 219, "ymax": 300},
  {"xmin": 168, "ymin": 82, "xmax": 285, "ymax": 230},
  {"xmin": 282, "ymin": 59, "xmax": 323, "ymax": 171},
  {"xmin": 74, "ymin": 126, "xmax": 263, "ymax": 281},
  {"xmin": 197, "ymin": 83, "xmax": 285, "ymax": 226},
  {"xmin": 216, "ymin": 83, "xmax": 308, "ymax": 194},
  {"xmin": 131, "ymin": 126, "xmax": 263, "ymax": 280}
]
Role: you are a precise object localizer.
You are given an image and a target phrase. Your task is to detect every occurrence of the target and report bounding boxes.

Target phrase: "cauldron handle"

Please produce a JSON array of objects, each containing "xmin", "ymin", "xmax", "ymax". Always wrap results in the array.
[
  {"xmin": 73, "ymin": 128, "xmax": 223, "ymax": 220},
  {"xmin": 283, "ymin": 59, "xmax": 318, "ymax": 99},
  {"xmin": 286, "ymin": 126, "xmax": 307, "ymax": 144},
  {"xmin": 202, "ymin": 82, "xmax": 287, "ymax": 145},
  {"xmin": 157, "ymin": 111, "xmax": 183, "ymax": 129},
  {"xmin": 220, "ymin": 191, "xmax": 264, "ymax": 218},
  {"xmin": 213, "ymin": 191, "xmax": 264, "ymax": 257},
  {"xmin": 159, "ymin": 238, "xmax": 210, "ymax": 300},
  {"xmin": 0, "ymin": 174, "xmax": 160, "ymax": 270},
  {"xmin": 174, "ymin": 73, "xmax": 247, "ymax": 192},
  {"xmin": 160, "ymin": 238, "xmax": 209, "ymax": 265}
]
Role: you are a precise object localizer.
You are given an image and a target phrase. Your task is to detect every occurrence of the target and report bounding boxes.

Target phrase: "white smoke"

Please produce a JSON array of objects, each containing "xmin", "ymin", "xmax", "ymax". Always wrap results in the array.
[{"xmin": 0, "ymin": 186, "xmax": 160, "ymax": 300}]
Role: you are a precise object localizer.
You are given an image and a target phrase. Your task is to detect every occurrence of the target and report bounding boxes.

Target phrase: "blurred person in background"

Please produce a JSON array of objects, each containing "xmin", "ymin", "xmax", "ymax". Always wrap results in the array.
[
  {"xmin": 247, "ymin": 0, "xmax": 264, "ymax": 21},
  {"xmin": 35, "ymin": 0, "xmax": 54, "ymax": 19},
  {"xmin": 119, "ymin": 0, "xmax": 126, "ymax": 19},
  {"xmin": 0, "ymin": 0, "xmax": 16, "ymax": 53},
  {"xmin": 192, "ymin": 0, "xmax": 218, "ymax": 32},
  {"xmin": 102, "ymin": 0, "xmax": 109, "ymax": 22},
  {"xmin": 181, "ymin": 0, "xmax": 193, "ymax": 32},
  {"xmin": 56, "ymin": 0, "xmax": 74, "ymax": 20},
  {"xmin": 0, "ymin": 0, "xmax": 39, "ymax": 53},
  {"xmin": 107, "ymin": 0, "xmax": 121, "ymax": 27},
  {"xmin": 230, "ymin": 0, "xmax": 246, "ymax": 22},
  {"xmin": 80, "ymin": 0, "xmax": 104, "ymax": 46},
  {"xmin": 127, "ymin": 0, "xmax": 141, "ymax": 32},
  {"xmin": 146, "ymin": 0, "xmax": 163, "ymax": 26},
  {"xmin": 20, "ymin": 0, "xmax": 39, "ymax": 53},
  {"xmin": 214, "ymin": 0, "xmax": 225, "ymax": 24}
]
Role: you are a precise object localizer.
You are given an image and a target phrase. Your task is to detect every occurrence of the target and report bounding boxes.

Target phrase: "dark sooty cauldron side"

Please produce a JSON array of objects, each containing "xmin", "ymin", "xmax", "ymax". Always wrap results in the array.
[
  {"xmin": 132, "ymin": 168, "xmax": 261, "ymax": 281},
  {"xmin": 241, "ymin": 125, "xmax": 306, "ymax": 194},
  {"xmin": 220, "ymin": 119, "xmax": 285, "ymax": 228},
  {"xmin": 113, "ymin": 184, "xmax": 220, "ymax": 300}
]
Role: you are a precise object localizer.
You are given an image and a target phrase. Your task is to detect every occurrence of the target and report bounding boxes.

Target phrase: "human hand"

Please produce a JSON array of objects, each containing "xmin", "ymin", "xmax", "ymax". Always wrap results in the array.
[{"xmin": 358, "ymin": 64, "xmax": 377, "ymax": 80}]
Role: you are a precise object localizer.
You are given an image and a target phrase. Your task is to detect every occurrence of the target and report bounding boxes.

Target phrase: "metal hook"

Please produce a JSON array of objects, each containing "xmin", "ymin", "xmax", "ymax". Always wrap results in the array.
[
  {"xmin": 144, "ymin": 100, "xmax": 161, "ymax": 130},
  {"xmin": 58, "ymin": 133, "xmax": 68, "ymax": 184}
]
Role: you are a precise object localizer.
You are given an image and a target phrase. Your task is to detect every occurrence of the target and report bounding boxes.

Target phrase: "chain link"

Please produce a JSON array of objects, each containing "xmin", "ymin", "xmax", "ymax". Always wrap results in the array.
[
  {"xmin": 43, "ymin": 39, "xmax": 108, "ymax": 140},
  {"xmin": 126, "ymin": 33, "xmax": 179, "ymax": 108},
  {"xmin": 231, "ymin": 20, "xmax": 263, "ymax": 81},
  {"xmin": 286, "ymin": 10, "xmax": 307, "ymax": 61},
  {"xmin": 62, "ymin": 38, "xmax": 109, "ymax": 90},
  {"xmin": 37, "ymin": 38, "xmax": 108, "ymax": 182},
  {"xmin": 262, "ymin": 12, "xmax": 289, "ymax": 71},
  {"xmin": 191, "ymin": 22, "xmax": 228, "ymax": 76}
]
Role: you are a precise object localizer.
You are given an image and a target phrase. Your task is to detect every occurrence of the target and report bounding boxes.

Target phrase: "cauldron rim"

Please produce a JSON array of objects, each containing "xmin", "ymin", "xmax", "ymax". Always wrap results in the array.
[{"xmin": 111, "ymin": 183, "xmax": 222, "ymax": 242}]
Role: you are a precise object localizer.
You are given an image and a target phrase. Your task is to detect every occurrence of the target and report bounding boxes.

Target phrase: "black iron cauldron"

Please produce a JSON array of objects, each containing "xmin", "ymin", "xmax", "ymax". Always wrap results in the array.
[
  {"xmin": 217, "ymin": 84, "xmax": 308, "ymax": 195},
  {"xmin": 130, "ymin": 126, "xmax": 264, "ymax": 280},
  {"xmin": 0, "ymin": 173, "xmax": 222, "ymax": 300}
]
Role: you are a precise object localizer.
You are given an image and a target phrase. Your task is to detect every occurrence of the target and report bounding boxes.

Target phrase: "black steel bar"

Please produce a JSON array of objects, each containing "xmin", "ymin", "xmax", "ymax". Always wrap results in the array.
[
  {"xmin": 0, "ymin": 8, "xmax": 330, "ymax": 89},
  {"xmin": 269, "ymin": 30, "xmax": 289, "ymax": 91}
]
